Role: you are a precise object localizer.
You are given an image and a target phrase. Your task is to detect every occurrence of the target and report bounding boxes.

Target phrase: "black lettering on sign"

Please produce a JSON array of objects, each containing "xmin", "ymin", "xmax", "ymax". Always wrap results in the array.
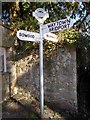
[
  {"xmin": 48, "ymin": 23, "xmax": 56, "ymax": 28},
  {"xmin": 49, "ymin": 27, "xmax": 54, "ymax": 32},
  {"xmin": 19, "ymin": 33, "xmax": 22, "ymax": 36},
  {"xmin": 67, "ymin": 19, "xmax": 70, "ymax": 28},
  {"xmin": 25, "ymin": 34, "xmax": 28, "ymax": 37},
  {"xmin": 62, "ymin": 24, "xmax": 67, "ymax": 29},
  {"xmin": 57, "ymin": 21, "xmax": 62, "ymax": 26},
  {"xmin": 62, "ymin": 20, "xmax": 66, "ymax": 25},
  {"xmin": 19, "ymin": 33, "xmax": 35, "ymax": 39},
  {"xmin": 49, "ymin": 23, "xmax": 68, "ymax": 32},
  {"xmin": 32, "ymin": 35, "xmax": 35, "ymax": 38},
  {"xmin": 55, "ymin": 26, "xmax": 59, "ymax": 31}
]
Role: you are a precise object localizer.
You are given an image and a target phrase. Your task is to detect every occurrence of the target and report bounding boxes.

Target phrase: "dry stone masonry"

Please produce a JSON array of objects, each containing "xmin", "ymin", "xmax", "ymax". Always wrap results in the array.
[
  {"xmin": 6, "ymin": 47, "xmax": 77, "ymax": 115},
  {"xmin": 1, "ymin": 45, "xmax": 77, "ymax": 116}
]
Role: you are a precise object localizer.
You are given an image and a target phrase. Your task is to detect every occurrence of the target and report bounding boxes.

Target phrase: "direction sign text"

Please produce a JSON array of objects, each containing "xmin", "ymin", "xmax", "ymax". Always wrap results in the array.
[
  {"xmin": 42, "ymin": 18, "xmax": 73, "ymax": 34},
  {"xmin": 17, "ymin": 30, "xmax": 41, "ymax": 42}
]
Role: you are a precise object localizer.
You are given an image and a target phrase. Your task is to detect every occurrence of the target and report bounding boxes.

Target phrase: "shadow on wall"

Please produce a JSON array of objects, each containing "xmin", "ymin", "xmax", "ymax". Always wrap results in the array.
[
  {"xmin": 77, "ymin": 66, "xmax": 90, "ymax": 119},
  {"xmin": 3, "ymin": 47, "xmax": 78, "ymax": 119}
]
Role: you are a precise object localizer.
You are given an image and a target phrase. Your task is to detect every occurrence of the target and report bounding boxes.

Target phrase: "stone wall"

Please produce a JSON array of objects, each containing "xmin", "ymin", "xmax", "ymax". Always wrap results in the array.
[
  {"xmin": 1, "ymin": 72, "xmax": 10, "ymax": 100},
  {"xmin": 8, "ymin": 47, "xmax": 77, "ymax": 114},
  {"xmin": 0, "ymin": 24, "xmax": 14, "ymax": 48},
  {"xmin": 0, "ymin": 73, "xmax": 2, "ymax": 119},
  {"xmin": 0, "ymin": 48, "xmax": 4, "ymax": 72},
  {"xmin": 44, "ymin": 47, "xmax": 77, "ymax": 112}
]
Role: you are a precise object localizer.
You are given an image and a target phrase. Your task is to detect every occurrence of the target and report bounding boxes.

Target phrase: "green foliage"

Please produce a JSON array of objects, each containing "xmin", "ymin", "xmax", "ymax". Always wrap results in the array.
[
  {"xmin": 28, "ymin": 112, "xmax": 38, "ymax": 120},
  {"xmin": 57, "ymin": 29, "xmax": 79, "ymax": 44},
  {"xmin": 77, "ymin": 33, "xmax": 90, "ymax": 49},
  {"xmin": 2, "ymin": 2, "xmax": 90, "ymax": 54},
  {"xmin": 3, "ymin": 2, "xmax": 79, "ymax": 32}
]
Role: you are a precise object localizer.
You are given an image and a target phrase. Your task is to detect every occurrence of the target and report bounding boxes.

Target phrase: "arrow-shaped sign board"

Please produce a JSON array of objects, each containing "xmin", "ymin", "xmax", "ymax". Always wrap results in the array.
[
  {"xmin": 17, "ymin": 30, "xmax": 41, "ymax": 42},
  {"xmin": 42, "ymin": 18, "xmax": 73, "ymax": 34},
  {"xmin": 44, "ymin": 32, "xmax": 58, "ymax": 42}
]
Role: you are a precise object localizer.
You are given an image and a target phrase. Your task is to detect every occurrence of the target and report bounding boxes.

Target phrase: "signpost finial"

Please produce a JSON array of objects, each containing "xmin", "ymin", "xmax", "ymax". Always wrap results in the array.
[{"xmin": 33, "ymin": 8, "xmax": 49, "ymax": 24}]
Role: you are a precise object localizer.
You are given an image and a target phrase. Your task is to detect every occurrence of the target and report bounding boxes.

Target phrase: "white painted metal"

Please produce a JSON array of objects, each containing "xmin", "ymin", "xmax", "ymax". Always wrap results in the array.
[
  {"xmin": 33, "ymin": 8, "xmax": 49, "ymax": 24},
  {"xmin": 17, "ymin": 8, "xmax": 74, "ymax": 118},
  {"xmin": 3, "ymin": 48, "xmax": 7, "ymax": 72},
  {"xmin": 17, "ymin": 30, "xmax": 41, "ymax": 42},
  {"xmin": 39, "ymin": 24, "xmax": 44, "ymax": 118},
  {"xmin": 44, "ymin": 32, "xmax": 58, "ymax": 42},
  {"xmin": 33, "ymin": 8, "xmax": 49, "ymax": 118},
  {"xmin": 42, "ymin": 18, "xmax": 74, "ymax": 34}
]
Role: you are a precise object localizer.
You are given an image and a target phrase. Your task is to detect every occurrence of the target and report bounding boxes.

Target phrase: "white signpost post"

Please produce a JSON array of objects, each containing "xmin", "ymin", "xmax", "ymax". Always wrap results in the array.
[
  {"xmin": 17, "ymin": 8, "xmax": 73, "ymax": 118},
  {"xmin": 3, "ymin": 48, "xmax": 7, "ymax": 72},
  {"xmin": 33, "ymin": 8, "xmax": 49, "ymax": 118}
]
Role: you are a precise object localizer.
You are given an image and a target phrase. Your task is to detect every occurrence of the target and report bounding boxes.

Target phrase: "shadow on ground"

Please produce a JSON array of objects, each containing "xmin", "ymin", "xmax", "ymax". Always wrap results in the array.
[{"xmin": 2, "ymin": 97, "xmax": 40, "ymax": 120}]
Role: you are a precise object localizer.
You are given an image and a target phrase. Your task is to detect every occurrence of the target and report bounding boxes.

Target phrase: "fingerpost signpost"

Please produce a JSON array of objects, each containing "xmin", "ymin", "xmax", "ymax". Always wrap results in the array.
[
  {"xmin": 33, "ymin": 8, "xmax": 49, "ymax": 118},
  {"xmin": 17, "ymin": 8, "xmax": 73, "ymax": 118}
]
